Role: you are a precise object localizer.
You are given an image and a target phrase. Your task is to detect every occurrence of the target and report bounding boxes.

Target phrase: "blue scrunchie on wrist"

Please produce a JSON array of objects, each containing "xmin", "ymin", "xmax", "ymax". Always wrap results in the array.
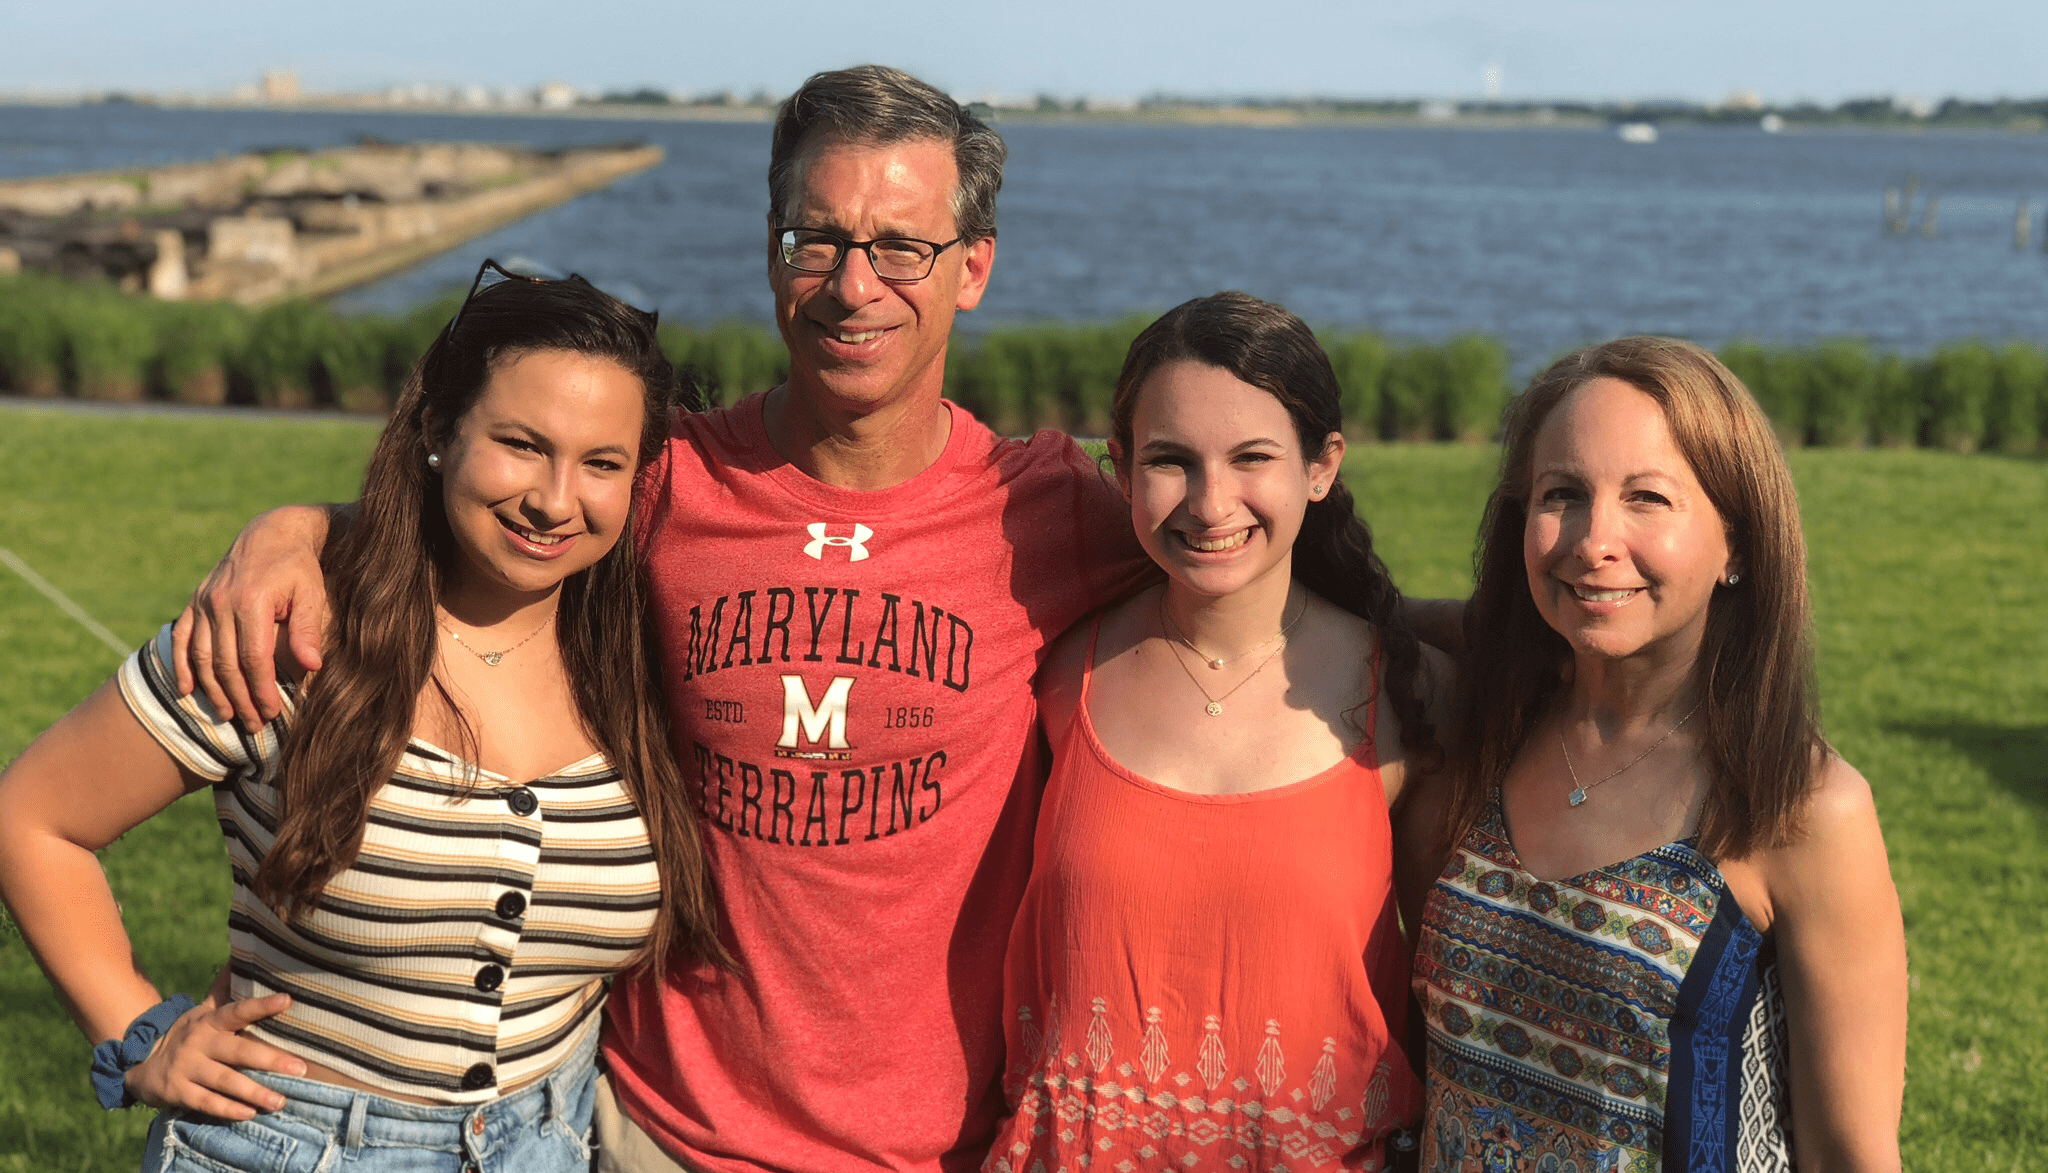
[{"xmin": 90, "ymin": 995, "xmax": 196, "ymax": 1110}]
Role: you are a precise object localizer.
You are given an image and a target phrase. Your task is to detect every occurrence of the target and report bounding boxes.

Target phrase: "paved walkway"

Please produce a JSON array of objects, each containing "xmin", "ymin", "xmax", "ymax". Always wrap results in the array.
[{"xmin": 0, "ymin": 395, "xmax": 380, "ymax": 424}]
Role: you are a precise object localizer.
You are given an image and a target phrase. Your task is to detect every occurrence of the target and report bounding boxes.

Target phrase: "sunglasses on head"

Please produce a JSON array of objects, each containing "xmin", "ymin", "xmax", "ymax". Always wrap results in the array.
[{"xmin": 446, "ymin": 257, "xmax": 658, "ymax": 339}]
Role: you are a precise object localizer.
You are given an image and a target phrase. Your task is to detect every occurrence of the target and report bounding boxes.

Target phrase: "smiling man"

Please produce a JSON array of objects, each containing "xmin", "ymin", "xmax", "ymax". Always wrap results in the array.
[
  {"xmin": 764, "ymin": 134, "xmax": 989, "ymax": 485},
  {"xmin": 175, "ymin": 66, "xmax": 1147, "ymax": 1173},
  {"xmin": 595, "ymin": 64, "xmax": 1150, "ymax": 1173}
]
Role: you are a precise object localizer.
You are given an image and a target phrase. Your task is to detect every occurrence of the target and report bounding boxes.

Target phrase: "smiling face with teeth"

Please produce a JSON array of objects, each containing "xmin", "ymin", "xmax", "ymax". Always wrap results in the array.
[
  {"xmin": 769, "ymin": 137, "xmax": 995, "ymax": 427},
  {"xmin": 1120, "ymin": 360, "xmax": 1345, "ymax": 603},
  {"xmin": 1523, "ymin": 376, "xmax": 1736, "ymax": 668},
  {"xmin": 434, "ymin": 348, "xmax": 646, "ymax": 608}
]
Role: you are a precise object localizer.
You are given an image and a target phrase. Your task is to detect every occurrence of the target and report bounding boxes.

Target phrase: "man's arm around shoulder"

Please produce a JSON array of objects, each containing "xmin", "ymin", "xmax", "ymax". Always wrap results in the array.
[{"xmin": 171, "ymin": 503, "xmax": 346, "ymax": 729}]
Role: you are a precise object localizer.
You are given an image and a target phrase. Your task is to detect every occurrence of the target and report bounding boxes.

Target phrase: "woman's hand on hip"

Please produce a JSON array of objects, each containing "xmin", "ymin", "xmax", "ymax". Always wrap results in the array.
[{"xmin": 126, "ymin": 993, "xmax": 306, "ymax": 1119}]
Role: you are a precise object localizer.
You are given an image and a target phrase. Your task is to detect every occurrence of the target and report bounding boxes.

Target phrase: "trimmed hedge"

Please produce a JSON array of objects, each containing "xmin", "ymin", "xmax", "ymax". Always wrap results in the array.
[
  {"xmin": 1717, "ymin": 337, "xmax": 2048, "ymax": 453},
  {"xmin": 0, "ymin": 272, "xmax": 2041, "ymax": 452}
]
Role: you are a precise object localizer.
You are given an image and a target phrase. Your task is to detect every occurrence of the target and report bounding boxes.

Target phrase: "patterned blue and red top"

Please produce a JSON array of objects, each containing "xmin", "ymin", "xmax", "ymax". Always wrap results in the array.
[{"xmin": 1413, "ymin": 792, "xmax": 1794, "ymax": 1172}]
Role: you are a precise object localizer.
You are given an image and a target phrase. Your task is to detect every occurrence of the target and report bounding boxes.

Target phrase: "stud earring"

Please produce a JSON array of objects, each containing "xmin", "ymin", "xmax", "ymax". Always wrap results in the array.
[
  {"xmin": 426, "ymin": 453, "xmax": 441, "ymax": 469},
  {"xmin": 1725, "ymin": 572, "xmax": 1740, "ymax": 585}
]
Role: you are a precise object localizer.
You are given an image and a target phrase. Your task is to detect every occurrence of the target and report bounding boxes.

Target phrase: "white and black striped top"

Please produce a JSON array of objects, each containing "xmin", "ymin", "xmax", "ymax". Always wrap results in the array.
[{"xmin": 118, "ymin": 626, "xmax": 660, "ymax": 1103}]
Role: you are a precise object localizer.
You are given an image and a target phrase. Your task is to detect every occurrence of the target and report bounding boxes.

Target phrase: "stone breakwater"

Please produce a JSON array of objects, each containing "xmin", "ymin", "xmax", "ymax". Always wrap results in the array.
[{"xmin": 0, "ymin": 141, "xmax": 662, "ymax": 304}]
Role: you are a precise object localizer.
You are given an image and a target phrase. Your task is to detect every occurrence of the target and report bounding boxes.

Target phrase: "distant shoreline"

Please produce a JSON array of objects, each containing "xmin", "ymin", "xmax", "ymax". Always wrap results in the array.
[{"xmin": 5, "ymin": 96, "xmax": 2047, "ymax": 138}]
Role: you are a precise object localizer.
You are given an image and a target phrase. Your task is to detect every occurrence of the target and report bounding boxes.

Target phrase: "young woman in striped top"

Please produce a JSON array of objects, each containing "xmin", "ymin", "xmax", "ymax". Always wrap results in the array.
[{"xmin": 0, "ymin": 266, "xmax": 720, "ymax": 1172}]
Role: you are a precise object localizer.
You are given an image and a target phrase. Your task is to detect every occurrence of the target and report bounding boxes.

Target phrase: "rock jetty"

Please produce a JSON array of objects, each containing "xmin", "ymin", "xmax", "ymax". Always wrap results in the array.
[{"xmin": 0, "ymin": 141, "xmax": 661, "ymax": 304}]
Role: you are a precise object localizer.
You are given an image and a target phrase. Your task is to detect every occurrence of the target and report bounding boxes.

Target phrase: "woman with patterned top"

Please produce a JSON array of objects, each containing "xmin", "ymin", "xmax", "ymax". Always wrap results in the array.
[
  {"xmin": 0, "ymin": 264, "xmax": 721, "ymax": 1172},
  {"xmin": 1400, "ymin": 337, "xmax": 1906, "ymax": 1172},
  {"xmin": 986, "ymin": 293, "xmax": 1449, "ymax": 1173}
]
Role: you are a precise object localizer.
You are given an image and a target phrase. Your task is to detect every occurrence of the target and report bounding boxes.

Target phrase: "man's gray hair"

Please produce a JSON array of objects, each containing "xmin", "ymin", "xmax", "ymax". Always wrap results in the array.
[{"xmin": 768, "ymin": 65, "xmax": 1007, "ymax": 243}]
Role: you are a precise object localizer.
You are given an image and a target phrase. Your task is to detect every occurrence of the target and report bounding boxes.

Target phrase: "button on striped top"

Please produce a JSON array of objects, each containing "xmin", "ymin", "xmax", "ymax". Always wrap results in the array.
[{"xmin": 118, "ymin": 626, "xmax": 659, "ymax": 1103}]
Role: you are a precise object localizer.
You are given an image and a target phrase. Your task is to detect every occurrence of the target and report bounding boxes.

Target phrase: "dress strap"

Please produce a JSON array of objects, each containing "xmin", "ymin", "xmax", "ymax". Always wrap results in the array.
[
  {"xmin": 1344, "ymin": 634, "xmax": 1387, "ymax": 772},
  {"xmin": 1366, "ymin": 636, "xmax": 1383, "ymax": 746},
  {"xmin": 1077, "ymin": 613, "xmax": 1105, "ymax": 710}
]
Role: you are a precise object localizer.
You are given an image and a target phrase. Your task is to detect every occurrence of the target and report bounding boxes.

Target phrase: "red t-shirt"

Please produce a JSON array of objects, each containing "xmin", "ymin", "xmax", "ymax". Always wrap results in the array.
[{"xmin": 604, "ymin": 393, "xmax": 1149, "ymax": 1173}]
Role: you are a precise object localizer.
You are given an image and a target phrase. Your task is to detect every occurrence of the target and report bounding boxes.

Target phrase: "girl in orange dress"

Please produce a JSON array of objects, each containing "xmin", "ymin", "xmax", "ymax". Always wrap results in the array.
[{"xmin": 986, "ymin": 292, "xmax": 1447, "ymax": 1173}]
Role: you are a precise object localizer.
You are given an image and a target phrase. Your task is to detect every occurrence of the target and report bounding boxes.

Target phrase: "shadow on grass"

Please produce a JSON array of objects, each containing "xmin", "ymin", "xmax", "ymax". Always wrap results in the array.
[
  {"xmin": 1886, "ymin": 720, "xmax": 2048, "ymax": 809},
  {"xmin": 1972, "ymin": 450, "xmax": 2048, "ymax": 468}
]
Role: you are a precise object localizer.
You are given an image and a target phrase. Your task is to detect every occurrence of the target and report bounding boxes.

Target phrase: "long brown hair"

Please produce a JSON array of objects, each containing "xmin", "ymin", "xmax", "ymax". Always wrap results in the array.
[
  {"xmin": 256, "ymin": 274, "xmax": 724, "ymax": 971},
  {"xmin": 1445, "ymin": 336, "xmax": 1822, "ymax": 861},
  {"xmin": 1111, "ymin": 291, "xmax": 1439, "ymax": 766}
]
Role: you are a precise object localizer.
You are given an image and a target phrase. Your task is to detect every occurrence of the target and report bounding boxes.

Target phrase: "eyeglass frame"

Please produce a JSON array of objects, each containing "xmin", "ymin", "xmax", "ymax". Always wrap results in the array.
[
  {"xmin": 773, "ymin": 227, "xmax": 964, "ymax": 283},
  {"xmin": 445, "ymin": 257, "xmax": 658, "ymax": 340}
]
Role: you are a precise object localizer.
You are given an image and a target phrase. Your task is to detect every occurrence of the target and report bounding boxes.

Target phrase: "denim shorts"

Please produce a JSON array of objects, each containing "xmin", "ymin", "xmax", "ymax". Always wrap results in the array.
[{"xmin": 139, "ymin": 1032, "xmax": 597, "ymax": 1173}]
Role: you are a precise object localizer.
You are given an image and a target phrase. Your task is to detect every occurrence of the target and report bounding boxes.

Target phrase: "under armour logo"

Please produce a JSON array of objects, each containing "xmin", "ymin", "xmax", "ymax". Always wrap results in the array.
[{"xmin": 804, "ymin": 523, "xmax": 873, "ymax": 562}]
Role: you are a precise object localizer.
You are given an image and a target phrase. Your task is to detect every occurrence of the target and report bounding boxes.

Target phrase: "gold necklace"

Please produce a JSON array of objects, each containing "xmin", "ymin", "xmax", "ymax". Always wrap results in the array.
[
  {"xmin": 1559, "ymin": 699, "xmax": 1703, "ymax": 807},
  {"xmin": 1158, "ymin": 593, "xmax": 1304, "ymax": 716},
  {"xmin": 438, "ymin": 610, "xmax": 556, "ymax": 667},
  {"xmin": 1159, "ymin": 592, "xmax": 1308, "ymax": 669}
]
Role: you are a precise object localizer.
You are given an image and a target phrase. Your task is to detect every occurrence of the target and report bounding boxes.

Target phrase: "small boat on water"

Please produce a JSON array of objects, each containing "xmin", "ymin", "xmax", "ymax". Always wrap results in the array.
[{"xmin": 1617, "ymin": 121, "xmax": 1659, "ymax": 144}]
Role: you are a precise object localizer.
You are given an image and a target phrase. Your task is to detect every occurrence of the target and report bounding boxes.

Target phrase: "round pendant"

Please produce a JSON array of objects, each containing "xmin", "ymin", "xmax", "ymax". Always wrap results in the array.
[
  {"xmin": 1205, "ymin": 701, "xmax": 1223, "ymax": 717},
  {"xmin": 1208, "ymin": 658, "xmax": 1226, "ymax": 670},
  {"xmin": 482, "ymin": 652, "xmax": 505, "ymax": 666}
]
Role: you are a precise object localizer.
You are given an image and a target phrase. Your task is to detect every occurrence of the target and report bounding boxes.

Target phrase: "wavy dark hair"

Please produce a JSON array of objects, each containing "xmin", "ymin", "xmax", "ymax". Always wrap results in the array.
[
  {"xmin": 768, "ymin": 64, "xmax": 1006, "ymax": 244},
  {"xmin": 1110, "ymin": 291, "xmax": 1438, "ymax": 765},
  {"xmin": 1444, "ymin": 336, "xmax": 1822, "ymax": 861},
  {"xmin": 256, "ymin": 272, "xmax": 724, "ymax": 971}
]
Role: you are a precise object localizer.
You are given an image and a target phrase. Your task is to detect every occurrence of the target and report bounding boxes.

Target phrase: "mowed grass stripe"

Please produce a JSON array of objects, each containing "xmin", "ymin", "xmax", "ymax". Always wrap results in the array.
[
  {"xmin": 0, "ymin": 406, "xmax": 377, "ymax": 1170},
  {"xmin": 0, "ymin": 409, "xmax": 2040, "ymax": 1171}
]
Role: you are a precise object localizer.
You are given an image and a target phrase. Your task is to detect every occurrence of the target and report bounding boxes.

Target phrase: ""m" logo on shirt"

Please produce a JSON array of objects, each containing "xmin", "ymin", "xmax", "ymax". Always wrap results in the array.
[{"xmin": 776, "ymin": 674, "xmax": 854, "ymax": 759}]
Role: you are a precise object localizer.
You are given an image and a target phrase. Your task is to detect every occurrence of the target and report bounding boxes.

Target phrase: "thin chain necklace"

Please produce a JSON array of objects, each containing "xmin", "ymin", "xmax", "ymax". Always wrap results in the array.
[
  {"xmin": 1158, "ymin": 592, "xmax": 1304, "ymax": 717},
  {"xmin": 1559, "ymin": 699, "xmax": 1704, "ymax": 807},
  {"xmin": 1160, "ymin": 592, "xmax": 1308, "ymax": 670},
  {"xmin": 439, "ymin": 609, "xmax": 556, "ymax": 667}
]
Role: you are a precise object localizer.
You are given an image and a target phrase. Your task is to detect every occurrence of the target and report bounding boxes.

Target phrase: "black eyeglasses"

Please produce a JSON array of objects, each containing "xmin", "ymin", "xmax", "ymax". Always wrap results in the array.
[
  {"xmin": 775, "ymin": 228, "xmax": 962, "ymax": 283},
  {"xmin": 446, "ymin": 257, "xmax": 658, "ymax": 338}
]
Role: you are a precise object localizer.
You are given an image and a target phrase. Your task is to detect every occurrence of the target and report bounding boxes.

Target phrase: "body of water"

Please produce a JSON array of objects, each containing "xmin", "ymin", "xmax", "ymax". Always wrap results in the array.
[{"xmin": 6, "ymin": 103, "xmax": 2048, "ymax": 370}]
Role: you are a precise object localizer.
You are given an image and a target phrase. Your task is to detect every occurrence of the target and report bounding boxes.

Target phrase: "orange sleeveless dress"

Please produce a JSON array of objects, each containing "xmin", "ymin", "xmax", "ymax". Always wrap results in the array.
[{"xmin": 986, "ymin": 622, "xmax": 1420, "ymax": 1172}]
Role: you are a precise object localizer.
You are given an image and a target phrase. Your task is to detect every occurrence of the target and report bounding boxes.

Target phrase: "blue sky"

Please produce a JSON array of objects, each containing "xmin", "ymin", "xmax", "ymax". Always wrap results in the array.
[{"xmin": 7, "ymin": 0, "xmax": 2047, "ymax": 104}]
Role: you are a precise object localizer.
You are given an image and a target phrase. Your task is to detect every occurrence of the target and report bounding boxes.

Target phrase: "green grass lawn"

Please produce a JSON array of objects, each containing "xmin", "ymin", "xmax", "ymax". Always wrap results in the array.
[
  {"xmin": 1, "ymin": 408, "xmax": 2043, "ymax": 1170},
  {"xmin": 0, "ymin": 406, "xmax": 380, "ymax": 1170}
]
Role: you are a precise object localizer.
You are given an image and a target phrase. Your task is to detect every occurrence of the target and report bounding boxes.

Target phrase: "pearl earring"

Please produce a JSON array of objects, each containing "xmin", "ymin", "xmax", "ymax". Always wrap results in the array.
[{"xmin": 427, "ymin": 453, "xmax": 441, "ymax": 469}]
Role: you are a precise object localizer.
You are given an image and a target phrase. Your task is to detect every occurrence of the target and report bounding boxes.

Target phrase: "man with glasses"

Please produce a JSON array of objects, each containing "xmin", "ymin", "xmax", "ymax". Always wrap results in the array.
[{"xmin": 173, "ymin": 65, "xmax": 1147, "ymax": 1173}]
